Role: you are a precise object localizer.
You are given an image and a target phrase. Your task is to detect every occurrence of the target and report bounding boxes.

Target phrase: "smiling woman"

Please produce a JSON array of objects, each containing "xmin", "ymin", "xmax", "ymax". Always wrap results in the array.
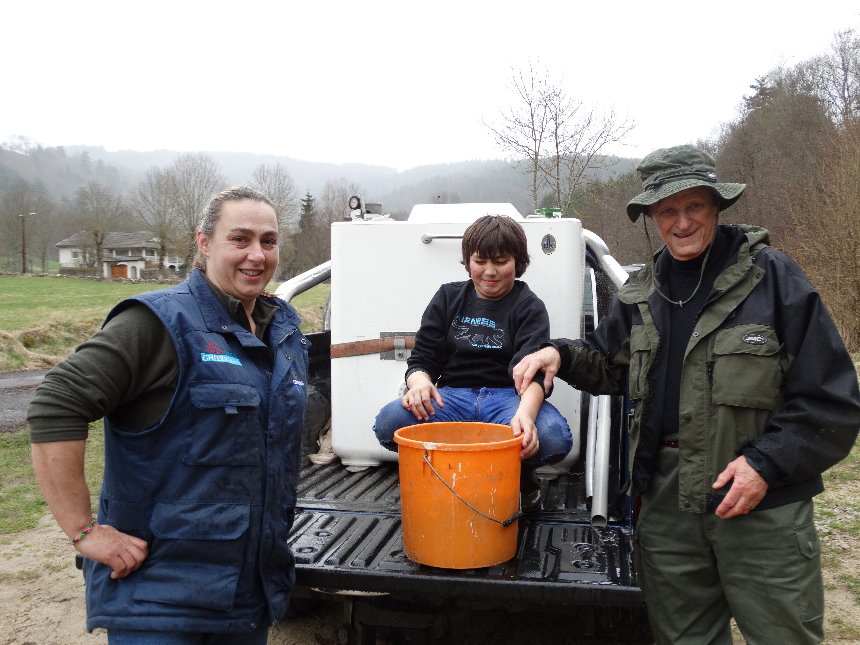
[
  {"xmin": 195, "ymin": 195, "xmax": 280, "ymax": 327},
  {"xmin": 27, "ymin": 186, "xmax": 312, "ymax": 643}
]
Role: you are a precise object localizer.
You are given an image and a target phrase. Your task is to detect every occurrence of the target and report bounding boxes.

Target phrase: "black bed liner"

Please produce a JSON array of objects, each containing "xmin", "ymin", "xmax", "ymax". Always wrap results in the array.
[{"xmin": 289, "ymin": 462, "xmax": 642, "ymax": 608}]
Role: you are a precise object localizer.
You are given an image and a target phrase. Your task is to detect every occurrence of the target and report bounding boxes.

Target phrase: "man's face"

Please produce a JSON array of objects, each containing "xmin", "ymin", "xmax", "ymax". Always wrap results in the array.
[{"xmin": 649, "ymin": 187, "xmax": 719, "ymax": 261}]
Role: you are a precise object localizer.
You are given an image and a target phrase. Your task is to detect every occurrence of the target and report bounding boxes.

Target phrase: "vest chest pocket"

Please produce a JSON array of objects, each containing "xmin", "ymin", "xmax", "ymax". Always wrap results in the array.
[
  {"xmin": 186, "ymin": 382, "xmax": 262, "ymax": 466},
  {"xmin": 711, "ymin": 325, "xmax": 783, "ymax": 410}
]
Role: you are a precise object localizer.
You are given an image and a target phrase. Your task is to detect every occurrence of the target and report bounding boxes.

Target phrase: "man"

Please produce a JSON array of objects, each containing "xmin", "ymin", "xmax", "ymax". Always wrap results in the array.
[{"xmin": 513, "ymin": 145, "xmax": 860, "ymax": 644}]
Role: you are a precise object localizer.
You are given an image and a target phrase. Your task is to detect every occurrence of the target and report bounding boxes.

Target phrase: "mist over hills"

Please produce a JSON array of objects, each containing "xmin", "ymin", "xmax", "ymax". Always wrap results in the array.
[
  {"xmin": 2, "ymin": 143, "xmax": 639, "ymax": 218},
  {"xmin": 64, "ymin": 146, "xmax": 545, "ymax": 215}
]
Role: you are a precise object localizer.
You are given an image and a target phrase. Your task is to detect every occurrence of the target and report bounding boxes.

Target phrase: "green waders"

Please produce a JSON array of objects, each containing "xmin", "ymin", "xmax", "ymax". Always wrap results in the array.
[{"xmin": 636, "ymin": 443, "xmax": 824, "ymax": 645}]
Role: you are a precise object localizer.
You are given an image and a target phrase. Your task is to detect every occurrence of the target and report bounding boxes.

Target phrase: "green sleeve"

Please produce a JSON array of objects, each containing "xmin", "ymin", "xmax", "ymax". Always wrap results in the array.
[{"xmin": 27, "ymin": 303, "xmax": 178, "ymax": 443}]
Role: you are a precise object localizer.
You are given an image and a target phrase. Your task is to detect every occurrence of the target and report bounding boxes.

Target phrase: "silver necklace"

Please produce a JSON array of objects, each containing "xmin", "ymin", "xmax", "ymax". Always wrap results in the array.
[{"xmin": 653, "ymin": 244, "xmax": 712, "ymax": 308}]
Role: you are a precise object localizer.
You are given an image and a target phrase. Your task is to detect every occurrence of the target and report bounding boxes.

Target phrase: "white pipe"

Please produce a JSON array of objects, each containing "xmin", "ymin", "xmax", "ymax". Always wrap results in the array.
[
  {"xmin": 274, "ymin": 261, "xmax": 332, "ymax": 303},
  {"xmin": 590, "ymin": 395, "xmax": 612, "ymax": 527},
  {"xmin": 584, "ymin": 395, "xmax": 598, "ymax": 501},
  {"xmin": 582, "ymin": 229, "xmax": 629, "ymax": 289}
]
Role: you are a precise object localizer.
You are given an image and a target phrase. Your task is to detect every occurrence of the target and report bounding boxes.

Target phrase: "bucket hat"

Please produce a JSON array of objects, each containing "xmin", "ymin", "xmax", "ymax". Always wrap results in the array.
[{"xmin": 626, "ymin": 145, "xmax": 746, "ymax": 221}]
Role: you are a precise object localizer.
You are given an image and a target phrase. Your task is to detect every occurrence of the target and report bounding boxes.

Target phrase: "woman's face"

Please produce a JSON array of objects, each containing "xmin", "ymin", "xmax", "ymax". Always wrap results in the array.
[
  {"xmin": 196, "ymin": 199, "xmax": 279, "ymax": 310},
  {"xmin": 650, "ymin": 186, "xmax": 719, "ymax": 261},
  {"xmin": 468, "ymin": 252, "xmax": 516, "ymax": 299}
]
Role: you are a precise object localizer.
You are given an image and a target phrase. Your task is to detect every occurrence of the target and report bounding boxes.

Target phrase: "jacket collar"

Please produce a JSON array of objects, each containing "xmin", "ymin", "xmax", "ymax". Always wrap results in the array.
[
  {"xmin": 187, "ymin": 269, "xmax": 301, "ymax": 347},
  {"xmin": 618, "ymin": 225, "xmax": 770, "ymax": 306}
]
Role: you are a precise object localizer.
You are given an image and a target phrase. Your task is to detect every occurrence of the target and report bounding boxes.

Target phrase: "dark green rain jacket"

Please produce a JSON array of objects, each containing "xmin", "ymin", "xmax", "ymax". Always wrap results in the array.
[{"xmin": 553, "ymin": 225, "xmax": 860, "ymax": 512}]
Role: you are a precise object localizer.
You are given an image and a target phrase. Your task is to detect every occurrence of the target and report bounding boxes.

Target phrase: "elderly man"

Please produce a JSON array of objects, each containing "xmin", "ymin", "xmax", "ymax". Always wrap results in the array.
[{"xmin": 513, "ymin": 145, "xmax": 860, "ymax": 644}]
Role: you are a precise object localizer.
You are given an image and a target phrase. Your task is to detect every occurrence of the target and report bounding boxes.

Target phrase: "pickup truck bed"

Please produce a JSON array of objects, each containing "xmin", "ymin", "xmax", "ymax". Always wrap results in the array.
[{"xmin": 289, "ymin": 461, "xmax": 642, "ymax": 609}]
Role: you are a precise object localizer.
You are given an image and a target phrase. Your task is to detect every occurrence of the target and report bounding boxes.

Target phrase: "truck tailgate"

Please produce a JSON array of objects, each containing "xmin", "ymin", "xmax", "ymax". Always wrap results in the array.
[{"xmin": 290, "ymin": 462, "xmax": 642, "ymax": 607}]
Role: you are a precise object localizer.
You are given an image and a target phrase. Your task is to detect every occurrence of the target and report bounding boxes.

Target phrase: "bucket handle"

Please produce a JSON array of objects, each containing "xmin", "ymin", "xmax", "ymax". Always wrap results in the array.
[{"xmin": 422, "ymin": 452, "xmax": 521, "ymax": 527}]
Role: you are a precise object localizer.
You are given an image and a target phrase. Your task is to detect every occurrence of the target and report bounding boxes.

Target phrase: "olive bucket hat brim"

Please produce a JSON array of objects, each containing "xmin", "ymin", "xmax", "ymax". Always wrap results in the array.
[{"xmin": 626, "ymin": 145, "xmax": 746, "ymax": 222}]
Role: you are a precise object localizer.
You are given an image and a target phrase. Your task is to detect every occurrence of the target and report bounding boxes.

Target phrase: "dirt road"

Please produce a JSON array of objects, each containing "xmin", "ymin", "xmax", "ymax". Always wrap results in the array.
[{"xmin": 0, "ymin": 369, "xmax": 45, "ymax": 433}]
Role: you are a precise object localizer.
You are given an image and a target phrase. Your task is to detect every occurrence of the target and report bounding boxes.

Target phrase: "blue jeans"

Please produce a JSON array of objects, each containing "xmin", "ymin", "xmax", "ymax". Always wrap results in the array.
[
  {"xmin": 108, "ymin": 626, "xmax": 269, "ymax": 645},
  {"xmin": 373, "ymin": 386, "xmax": 573, "ymax": 466}
]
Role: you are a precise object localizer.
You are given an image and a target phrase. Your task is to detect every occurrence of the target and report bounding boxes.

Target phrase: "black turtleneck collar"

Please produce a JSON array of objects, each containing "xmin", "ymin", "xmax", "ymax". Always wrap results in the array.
[{"xmin": 656, "ymin": 226, "xmax": 728, "ymax": 278}]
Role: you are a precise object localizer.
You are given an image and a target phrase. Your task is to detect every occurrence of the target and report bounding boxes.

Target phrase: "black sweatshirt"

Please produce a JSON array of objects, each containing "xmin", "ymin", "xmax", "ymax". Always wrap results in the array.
[{"xmin": 405, "ymin": 280, "xmax": 550, "ymax": 388}]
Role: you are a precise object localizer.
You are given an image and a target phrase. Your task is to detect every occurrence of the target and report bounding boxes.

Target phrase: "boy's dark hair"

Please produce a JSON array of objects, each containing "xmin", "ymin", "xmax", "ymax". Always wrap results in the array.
[{"xmin": 461, "ymin": 215, "xmax": 530, "ymax": 277}]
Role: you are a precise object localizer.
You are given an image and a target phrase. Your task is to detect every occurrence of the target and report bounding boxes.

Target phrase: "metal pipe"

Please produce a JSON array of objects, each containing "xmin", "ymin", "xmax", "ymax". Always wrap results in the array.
[
  {"xmin": 583, "ymin": 229, "xmax": 629, "ymax": 290},
  {"xmin": 584, "ymin": 395, "xmax": 598, "ymax": 501},
  {"xmin": 421, "ymin": 233, "xmax": 463, "ymax": 244},
  {"xmin": 590, "ymin": 394, "xmax": 612, "ymax": 527},
  {"xmin": 274, "ymin": 260, "xmax": 331, "ymax": 304}
]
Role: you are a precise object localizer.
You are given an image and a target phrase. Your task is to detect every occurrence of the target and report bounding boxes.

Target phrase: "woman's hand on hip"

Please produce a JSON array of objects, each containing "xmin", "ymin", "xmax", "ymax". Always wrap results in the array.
[{"xmin": 76, "ymin": 523, "xmax": 149, "ymax": 580}]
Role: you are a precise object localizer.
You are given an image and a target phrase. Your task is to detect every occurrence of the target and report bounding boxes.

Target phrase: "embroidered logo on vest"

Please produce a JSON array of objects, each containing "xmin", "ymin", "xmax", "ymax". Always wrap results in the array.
[
  {"xmin": 201, "ymin": 353, "xmax": 243, "ymax": 365},
  {"xmin": 741, "ymin": 333, "xmax": 768, "ymax": 345}
]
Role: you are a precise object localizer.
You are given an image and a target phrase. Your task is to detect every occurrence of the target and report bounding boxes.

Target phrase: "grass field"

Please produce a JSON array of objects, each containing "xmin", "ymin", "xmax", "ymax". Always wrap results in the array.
[
  {"xmin": 0, "ymin": 276, "xmax": 162, "ymax": 332},
  {"xmin": 0, "ymin": 275, "xmax": 329, "ymax": 371}
]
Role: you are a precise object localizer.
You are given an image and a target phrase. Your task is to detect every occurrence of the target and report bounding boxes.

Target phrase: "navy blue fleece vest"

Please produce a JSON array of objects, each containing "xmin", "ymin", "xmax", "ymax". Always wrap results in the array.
[{"xmin": 84, "ymin": 270, "xmax": 308, "ymax": 633}]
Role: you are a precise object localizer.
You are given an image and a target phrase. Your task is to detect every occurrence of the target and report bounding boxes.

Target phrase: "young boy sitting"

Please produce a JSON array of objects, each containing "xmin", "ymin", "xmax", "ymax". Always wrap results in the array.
[{"xmin": 373, "ymin": 214, "xmax": 572, "ymax": 509}]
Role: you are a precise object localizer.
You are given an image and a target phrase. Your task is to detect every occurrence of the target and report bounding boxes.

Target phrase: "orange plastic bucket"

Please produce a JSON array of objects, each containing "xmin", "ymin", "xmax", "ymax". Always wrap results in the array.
[{"xmin": 393, "ymin": 421, "xmax": 522, "ymax": 569}]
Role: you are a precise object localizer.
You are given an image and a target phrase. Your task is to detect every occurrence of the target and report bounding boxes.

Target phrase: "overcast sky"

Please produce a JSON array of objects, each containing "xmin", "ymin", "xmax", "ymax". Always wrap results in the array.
[{"xmin": 2, "ymin": 1, "xmax": 858, "ymax": 171}]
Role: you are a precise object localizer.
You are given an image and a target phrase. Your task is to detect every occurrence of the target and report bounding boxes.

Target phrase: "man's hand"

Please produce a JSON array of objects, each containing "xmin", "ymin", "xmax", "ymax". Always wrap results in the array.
[
  {"xmin": 512, "ymin": 346, "xmax": 561, "ymax": 396},
  {"xmin": 712, "ymin": 456, "xmax": 768, "ymax": 519},
  {"xmin": 76, "ymin": 523, "xmax": 149, "ymax": 579}
]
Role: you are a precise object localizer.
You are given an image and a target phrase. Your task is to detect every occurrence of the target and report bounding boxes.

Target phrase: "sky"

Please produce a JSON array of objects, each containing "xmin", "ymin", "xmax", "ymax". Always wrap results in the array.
[{"xmin": 2, "ymin": 1, "xmax": 858, "ymax": 171}]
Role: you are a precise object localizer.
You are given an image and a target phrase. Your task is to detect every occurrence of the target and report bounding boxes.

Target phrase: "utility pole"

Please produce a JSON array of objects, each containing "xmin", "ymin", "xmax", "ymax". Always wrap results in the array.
[{"xmin": 19, "ymin": 212, "xmax": 36, "ymax": 273}]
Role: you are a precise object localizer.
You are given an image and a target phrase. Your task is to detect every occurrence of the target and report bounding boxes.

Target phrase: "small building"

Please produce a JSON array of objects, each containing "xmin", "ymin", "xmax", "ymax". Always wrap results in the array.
[{"xmin": 56, "ymin": 231, "xmax": 182, "ymax": 280}]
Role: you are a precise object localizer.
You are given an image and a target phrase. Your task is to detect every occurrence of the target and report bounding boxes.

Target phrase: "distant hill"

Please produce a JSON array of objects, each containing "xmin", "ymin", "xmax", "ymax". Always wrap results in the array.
[
  {"xmin": 2, "ymin": 143, "xmax": 638, "ymax": 217},
  {"xmin": 64, "ymin": 146, "xmax": 638, "ymax": 217}
]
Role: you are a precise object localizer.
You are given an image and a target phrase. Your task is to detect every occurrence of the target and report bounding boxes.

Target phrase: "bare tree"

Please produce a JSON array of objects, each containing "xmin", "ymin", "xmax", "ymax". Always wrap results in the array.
[
  {"xmin": 714, "ymin": 70, "xmax": 833, "ymax": 242},
  {"xmin": 0, "ymin": 179, "xmax": 50, "ymax": 273},
  {"xmin": 74, "ymin": 182, "xmax": 126, "ymax": 279},
  {"xmin": 134, "ymin": 167, "xmax": 176, "ymax": 277},
  {"xmin": 485, "ymin": 61, "xmax": 551, "ymax": 212},
  {"xmin": 249, "ymin": 163, "xmax": 299, "ymax": 281},
  {"xmin": 319, "ymin": 178, "xmax": 361, "ymax": 227},
  {"xmin": 167, "ymin": 153, "xmax": 225, "ymax": 272},
  {"xmin": 542, "ymin": 86, "xmax": 635, "ymax": 218},
  {"xmin": 249, "ymin": 163, "xmax": 298, "ymax": 233},
  {"xmin": 785, "ymin": 121, "xmax": 860, "ymax": 351},
  {"xmin": 801, "ymin": 29, "xmax": 860, "ymax": 125},
  {"xmin": 26, "ymin": 195, "xmax": 61, "ymax": 273},
  {"xmin": 487, "ymin": 60, "xmax": 634, "ymax": 216}
]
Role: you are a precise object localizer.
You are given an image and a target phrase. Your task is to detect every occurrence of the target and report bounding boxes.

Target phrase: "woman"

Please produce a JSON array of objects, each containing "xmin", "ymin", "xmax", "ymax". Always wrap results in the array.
[
  {"xmin": 373, "ymin": 215, "xmax": 572, "ymax": 509},
  {"xmin": 29, "ymin": 186, "xmax": 309, "ymax": 644}
]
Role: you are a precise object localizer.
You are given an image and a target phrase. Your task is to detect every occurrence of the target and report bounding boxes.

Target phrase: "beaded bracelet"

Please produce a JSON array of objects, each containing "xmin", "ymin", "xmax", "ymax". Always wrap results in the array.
[{"xmin": 72, "ymin": 518, "xmax": 97, "ymax": 546}]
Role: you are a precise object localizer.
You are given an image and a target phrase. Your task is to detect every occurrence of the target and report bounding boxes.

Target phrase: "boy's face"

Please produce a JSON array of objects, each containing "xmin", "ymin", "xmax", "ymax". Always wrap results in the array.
[{"xmin": 468, "ymin": 252, "xmax": 516, "ymax": 299}]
